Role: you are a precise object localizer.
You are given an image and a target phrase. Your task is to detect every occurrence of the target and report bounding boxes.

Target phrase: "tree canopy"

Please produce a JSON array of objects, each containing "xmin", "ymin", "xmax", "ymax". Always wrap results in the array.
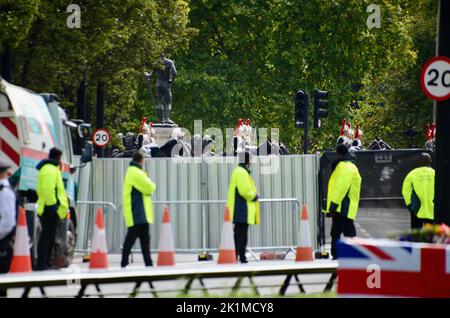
[{"xmin": 0, "ymin": 0, "xmax": 437, "ymax": 152}]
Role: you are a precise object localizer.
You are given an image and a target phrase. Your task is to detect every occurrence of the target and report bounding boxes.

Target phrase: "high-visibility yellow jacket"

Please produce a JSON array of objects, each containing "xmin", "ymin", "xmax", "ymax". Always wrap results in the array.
[
  {"xmin": 402, "ymin": 166, "xmax": 435, "ymax": 220},
  {"xmin": 324, "ymin": 160, "xmax": 362, "ymax": 220},
  {"xmin": 227, "ymin": 166, "xmax": 260, "ymax": 225},
  {"xmin": 36, "ymin": 160, "xmax": 69, "ymax": 220},
  {"xmin": 123, "ymin": 162, "xmax": 156, "ymax": 228}
]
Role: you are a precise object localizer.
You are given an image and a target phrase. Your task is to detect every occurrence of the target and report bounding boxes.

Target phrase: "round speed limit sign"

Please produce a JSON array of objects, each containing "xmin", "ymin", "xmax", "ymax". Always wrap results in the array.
[
  {"xmin": 421, "ymin": 56, "xmax": 450, "ymax": 101},
  {"xmin": 92, "ymin": 128, "xmax": 110, "ymax": 148}
]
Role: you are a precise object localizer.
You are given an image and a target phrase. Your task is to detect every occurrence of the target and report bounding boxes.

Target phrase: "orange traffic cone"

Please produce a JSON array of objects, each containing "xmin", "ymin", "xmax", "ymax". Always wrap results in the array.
[
  {"xmin": 9, "ymin": 207, "xmax": 32, "ymax": 273},
  {"xmin": 218, "ymin": 207, "xmax": 237, "ymax": 264},
  {"xmin": 295, "ymin": 204, "xmax": 314, "ymax": 262},
  {"xmin": 157, "ymin": 207, "xmax": 176, "ymax": 266},
  {"xmin": 89, "ymin": 208, "xmax": 108, "ymax": 269}
]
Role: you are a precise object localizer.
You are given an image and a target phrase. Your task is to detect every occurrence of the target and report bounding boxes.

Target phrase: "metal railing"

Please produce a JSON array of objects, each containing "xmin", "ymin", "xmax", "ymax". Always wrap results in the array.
[
  {"xmin": 112, "ymin": 198, "xmax": 303, "ymax": 260},
  {"xmin": 76, "ymin": 201, "xmax": 117, "ymax": 213},
  {"xmin": 75, "ymin": 201, "xmax": 116, "ymax": 253}
]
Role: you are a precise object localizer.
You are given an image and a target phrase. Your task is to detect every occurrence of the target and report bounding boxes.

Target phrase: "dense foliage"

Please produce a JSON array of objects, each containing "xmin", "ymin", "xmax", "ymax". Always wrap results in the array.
[{"xmin": 0, "ymin": 0, "xmax": 437, "ymax": 152}]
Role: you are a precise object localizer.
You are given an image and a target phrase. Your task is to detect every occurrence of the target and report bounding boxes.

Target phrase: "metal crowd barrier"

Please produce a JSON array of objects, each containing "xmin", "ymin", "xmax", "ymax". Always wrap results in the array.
[
  {"xmin": 115, "ymin": 198, "xmax": 304, "ymax": 260},
  {"xmin": 75, "ymin": 201, "xmax": 116, "ymax": 253}
]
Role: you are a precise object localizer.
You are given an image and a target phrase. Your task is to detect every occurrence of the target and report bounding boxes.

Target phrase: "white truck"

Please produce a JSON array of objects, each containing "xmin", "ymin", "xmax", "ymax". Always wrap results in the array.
[{"xmin": 0, "ymin": 77, "xmax": 93, "ymax": 268}]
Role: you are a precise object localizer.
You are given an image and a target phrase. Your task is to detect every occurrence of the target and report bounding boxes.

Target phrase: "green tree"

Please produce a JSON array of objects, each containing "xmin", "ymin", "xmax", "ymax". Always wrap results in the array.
[
  {"xmin": 1, "ymin": 0, "xmax": 195, "ymax": 148},
  {"xmin": 173, "ymin": 0, "xmax": 436, "ymax": 152}
]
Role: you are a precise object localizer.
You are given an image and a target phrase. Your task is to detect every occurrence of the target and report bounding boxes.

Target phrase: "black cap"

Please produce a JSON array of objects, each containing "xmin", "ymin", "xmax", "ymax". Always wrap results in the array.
[
  {"xmin": 336, "ymin": 143, "xmax": 349, "ymax": 156},
  {"xmin": 419, "ymin": 153, "xmax": 432, "ymax": 166},
  {"xmin": 0, "ymin": 159, "xmax": 11, "ymax": 173}
]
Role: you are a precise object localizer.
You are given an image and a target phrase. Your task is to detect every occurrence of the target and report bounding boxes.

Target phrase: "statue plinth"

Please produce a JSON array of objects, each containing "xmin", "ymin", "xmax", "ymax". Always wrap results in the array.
[{"xmin": 151, "ymin": 123, "xmax": 184, "ymax": 146}]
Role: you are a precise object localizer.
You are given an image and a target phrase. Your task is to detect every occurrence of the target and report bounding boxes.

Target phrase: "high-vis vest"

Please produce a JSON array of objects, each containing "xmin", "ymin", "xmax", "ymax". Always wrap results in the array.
[
  {"xmin": 325, "ymin": 160, "xmax": 362, "ymax": 220},
  {"xmin": 227, "ymin": 166, "xmax": 260, "ymax": 225},
  {"xmin": 123, "ymin": 162, "xmax": 156, "ymax": 228},
  {"xmin": 402, "ymin": 166, "xmax": 435, "ymax": 220},
  {"xmin": 36, "ymin": 161, "xmax": 69, "ymax": 220}
]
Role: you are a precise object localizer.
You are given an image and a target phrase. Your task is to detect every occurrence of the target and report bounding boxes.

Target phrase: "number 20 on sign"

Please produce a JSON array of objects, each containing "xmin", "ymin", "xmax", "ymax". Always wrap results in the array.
[
  {"xmin": 421, "ymin": 56, "xmax": 450, "ymax": 101},
  {"xmin": 92, "ymin": 128, "xmax": 110, "ymax": 148}
]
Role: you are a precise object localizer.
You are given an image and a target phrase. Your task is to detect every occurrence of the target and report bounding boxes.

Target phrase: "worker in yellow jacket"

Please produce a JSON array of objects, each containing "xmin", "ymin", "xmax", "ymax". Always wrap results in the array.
[
  {"xmin": 402, "ymin": 153, "xmax": 435, "ymax": 229},
  {"xmin": 36, "ymin": 148, "xmax": 69, "ymax": 270},
  {"xmin": 323, "ymin": 144, "xmax": 362, "ymax": 259},
  {"xmin": 121, "ymin": 151, "xmax": 156, "ymax": 268},
  {"xmin": 227, "ymin": 151, "xmax": 259, "ymax": 263}
]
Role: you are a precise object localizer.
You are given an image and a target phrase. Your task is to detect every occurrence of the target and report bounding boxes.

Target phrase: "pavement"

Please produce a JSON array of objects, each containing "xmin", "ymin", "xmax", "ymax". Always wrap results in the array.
[{"xmin": 5, "ymin": 252, "xmax": 337, "ymax": 298}]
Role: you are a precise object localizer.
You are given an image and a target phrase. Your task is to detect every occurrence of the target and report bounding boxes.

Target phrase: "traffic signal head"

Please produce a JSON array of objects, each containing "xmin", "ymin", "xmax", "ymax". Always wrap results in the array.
[
  {"xmin": 294, "ymin": 90, "xmax": 309, "ymax": 129},
  {"xmin": 313, "ymin": 89, "xmax": 329, "ymax": 128}
]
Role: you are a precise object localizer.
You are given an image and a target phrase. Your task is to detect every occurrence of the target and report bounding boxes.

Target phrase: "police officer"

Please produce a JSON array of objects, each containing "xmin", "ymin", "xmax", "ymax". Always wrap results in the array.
[
  {"xmin": 36, "ymin": 148, "xmax": 69, "ymax": 270},
  {"xmin": 227, "ymin": 151, "xmax": 259, "ymax": 263},
  {"xmin": 324, "ymin": 144, "xmax": 362, "ymax": 259},
  {"xmin": 0, "ymin": 160, "xmax": 16, "ymax": 276},
  {"xmin": 121, "ymin": 151, "xmax": 156, "ymax": 268},
  {"xmin": 402, "ymin": 153, "xmax": 435, "ymax": 229}
]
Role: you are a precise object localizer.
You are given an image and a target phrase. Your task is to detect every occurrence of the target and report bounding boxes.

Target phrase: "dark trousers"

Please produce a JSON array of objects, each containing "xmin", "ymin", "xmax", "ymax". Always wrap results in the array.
[
  {"xmin": 0, "ymin": 231, "xmax": 14, "ymax": 297},
  {"xmin": 121, "ymin": 223, "xmax": 152, "ymax": 267},
  {"xmin": 234, "ymin": 223, "xmax": 249, "ymax": 263},
  {"xmin": 37, "ymin": 206, "xmax": 59, "ymax": 269},
  {"xmin": 411, "ymin": 214, "xmax": 434, "ymax": 230},
  {"xmin": 330, "ymin": 214, "xmax": 356, "ymax": 259}
]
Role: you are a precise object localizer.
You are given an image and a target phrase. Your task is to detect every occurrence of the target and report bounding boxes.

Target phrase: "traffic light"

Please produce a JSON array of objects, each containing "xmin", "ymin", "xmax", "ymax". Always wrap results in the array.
[
  {"xmin": 294, "ymin": 90, "xmax": 309, "ymax": 129},
  {"xmin": 313, "ymin": 89, "xmax": 328, "ymax": 128}
]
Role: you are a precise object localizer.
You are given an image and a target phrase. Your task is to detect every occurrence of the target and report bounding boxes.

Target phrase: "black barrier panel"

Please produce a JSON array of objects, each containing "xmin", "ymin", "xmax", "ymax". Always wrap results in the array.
[{"xmin": 317, "ymin": 149, "xmax": 435, "ymax": 246}]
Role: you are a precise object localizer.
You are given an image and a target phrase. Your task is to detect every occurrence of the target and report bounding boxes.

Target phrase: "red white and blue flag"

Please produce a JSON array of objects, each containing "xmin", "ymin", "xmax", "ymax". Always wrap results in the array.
[{"xmin": 337, "ymin": 238, "xmax": 450, "ymax": 298}]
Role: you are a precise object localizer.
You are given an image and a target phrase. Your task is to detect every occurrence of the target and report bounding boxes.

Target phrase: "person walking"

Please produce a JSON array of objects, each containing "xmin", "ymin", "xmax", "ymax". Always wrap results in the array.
[{"xmin": 121, "ymin": 151, "xmax": 156, "ymax": 268}]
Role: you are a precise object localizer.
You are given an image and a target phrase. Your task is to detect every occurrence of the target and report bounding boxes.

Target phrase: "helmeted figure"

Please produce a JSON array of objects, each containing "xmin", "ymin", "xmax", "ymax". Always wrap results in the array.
[
  {"xmin": 233, "ymin": 118, "xmax": 254, "ymax": 154},
  {"xmin": 139, "ymin": 117, "xmax": 156, "ymax": 147},
  {"xmin": 336, "ymin": 118, "xmax": 350, "ymax": 146},
  {"xmin": 241, "ymin": 119, "xmax": 253, "ymax": 145},
  {"xmin": 349, "ymin": 125, "xmax": 363, "ymax": 152},
  {"xmin": 425, "ymin": 123, "xmax": 436, "ymax": 152},
  {"xmin": 148, "ymin": 53, "xmax": 177, "ymax": 124},
  {"xmin": 234, "ymin": 118, "xmax": 243, "ymax": 137}
]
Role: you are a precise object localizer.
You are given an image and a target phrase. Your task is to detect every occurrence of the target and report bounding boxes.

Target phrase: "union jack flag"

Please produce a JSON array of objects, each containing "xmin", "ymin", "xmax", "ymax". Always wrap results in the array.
[{"xmin": 337, "ymin": 238, "xmax": 450, "ymax": 298}]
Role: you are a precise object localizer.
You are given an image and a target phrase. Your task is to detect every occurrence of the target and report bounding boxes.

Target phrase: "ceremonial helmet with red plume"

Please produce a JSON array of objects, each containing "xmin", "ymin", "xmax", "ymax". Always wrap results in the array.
[
  {"xmin": 139, "ymin": 117, "xmax": 148, "ymax": 134},
  {"xmin": 425, "ymin": 124, "xmax": 432, "ymax": 141},
  {"xmin": 236, "ymin": 118, "xmax": 243, "ymax": 129}
]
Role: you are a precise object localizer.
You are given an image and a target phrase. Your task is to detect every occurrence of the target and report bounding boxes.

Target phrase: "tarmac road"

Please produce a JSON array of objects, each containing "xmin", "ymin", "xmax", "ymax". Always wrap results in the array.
[{"xmin": 5, "ymin": 252, "xmax": 336, "ymax": 298}]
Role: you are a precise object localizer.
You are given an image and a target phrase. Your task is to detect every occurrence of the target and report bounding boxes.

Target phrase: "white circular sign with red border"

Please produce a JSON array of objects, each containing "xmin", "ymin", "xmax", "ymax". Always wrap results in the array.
[
  {"xmin": 92, "ymin": 128, "xmax": 110, "ymax": 148},
  {"xmin": 420, "ymin": 56, "xmax": 450, "ymax": 101}
]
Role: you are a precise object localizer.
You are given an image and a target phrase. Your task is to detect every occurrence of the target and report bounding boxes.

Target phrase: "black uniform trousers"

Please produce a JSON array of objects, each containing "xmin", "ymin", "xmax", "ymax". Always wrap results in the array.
[
  {"xmin": 37, "ymin": 205, "xmax": 59, "ymax": 270},
  {"xmin": 410, "ymin": 213, "xmax": 434, "ymax": 230},
  {"xmin": 121, "ymin": 223, "xmax": 152, "ymax": 267},
  {"xmin": 330, "ymin": 213, "xmax": 356, "ymax": 259},
  {"xmin": 0, "ymin": 231, "xmax": 14, "ymax": 297},
  {"xmin": 234, "ymin": 223, "xmax": 249, "ymax": 263}
]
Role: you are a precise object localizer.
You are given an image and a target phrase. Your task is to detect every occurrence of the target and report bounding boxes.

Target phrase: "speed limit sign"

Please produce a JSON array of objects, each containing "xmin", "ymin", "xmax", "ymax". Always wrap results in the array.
[
  {"xmin": 92, "ymin": 128, "xmax": 110, "ymax": 148},
  {"xmin": 420, "ymin": 56, "xmax": 450, "ymax": 101}
]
